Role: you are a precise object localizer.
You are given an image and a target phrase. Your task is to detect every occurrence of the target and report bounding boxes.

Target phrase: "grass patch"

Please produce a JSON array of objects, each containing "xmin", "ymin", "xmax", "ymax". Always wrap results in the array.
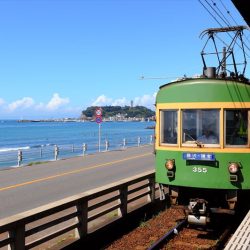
[{"xmin": 107, "ymin": 210, "xmax": 119, "ymax": 219}]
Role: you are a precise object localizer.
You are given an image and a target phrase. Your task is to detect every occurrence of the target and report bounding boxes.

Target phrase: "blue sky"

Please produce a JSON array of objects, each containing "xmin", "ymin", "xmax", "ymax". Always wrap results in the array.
[{"xmin": 0, "ymin": 0, "xmax": 248, "ymax": 119}]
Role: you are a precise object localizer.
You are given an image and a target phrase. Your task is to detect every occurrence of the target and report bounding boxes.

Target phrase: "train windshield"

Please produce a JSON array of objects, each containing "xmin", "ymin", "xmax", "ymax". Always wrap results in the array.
[
  {"xmin": 225, "ymin": 110, "xmax": 248, "ymax": 146},
  {"xmin": 160, "ymin": 110, "xmax": 178, "ymax": 144},
  {"xmin": 182, "ymin": 109, "xmax": 219, "ymax": 146}
]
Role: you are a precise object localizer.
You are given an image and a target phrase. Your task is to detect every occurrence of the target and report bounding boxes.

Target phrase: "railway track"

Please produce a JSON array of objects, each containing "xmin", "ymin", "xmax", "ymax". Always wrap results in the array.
[
  {"xmin": 153, "ymin": 216, "xmax": 233, "ymax": 249},
  {"xmin": 147, "ymin": 218, "xmax": 187, "ymax": 250},
  {"xmin": 106, "ymin": 205, "xmax": 243, "ymax": 250}
]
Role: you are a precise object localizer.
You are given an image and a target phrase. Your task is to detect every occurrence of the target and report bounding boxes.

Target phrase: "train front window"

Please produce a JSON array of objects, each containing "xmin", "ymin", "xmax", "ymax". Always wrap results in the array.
[
  {"xmin": 182, "ymin": 109, "xmax": 219, "ymax": 146},
  {"xmin": 225, "ymin": 110, "xmax": 248, "ymax": 146},
  {"xmin": 160, "ymin": 110, "xmax": 178, "ymax": 144}
]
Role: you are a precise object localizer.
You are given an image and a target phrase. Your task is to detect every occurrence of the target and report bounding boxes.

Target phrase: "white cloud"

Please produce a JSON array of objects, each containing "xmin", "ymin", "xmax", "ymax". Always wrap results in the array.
[
  {"xmin": 112, "ymin": 97, "xmax": 128, "ymax": 106},
  {"xmin": 134, "ymin": 93, "xmax": 156, "ymax": 109},
  {"xmin": 8, "ymin": 97, "xmax": 35, "ymax": 111},
  {"xmin": 92, "ymin": 95, "xmax": 112, "ymax": 106},
  {"xmin": 46, "ymin": 93, "xmax": 69, "ymax": 110},
  {"xmin": 92, "ymin": 93, "xmax": 156, "ymax": 110},
  {"xmin": 0, "ymin": 93, "xmax": 75, "ymax": 119},
  {"xmin": 0, "ymin": 92, "xmax": 156, "ymax": 119}
]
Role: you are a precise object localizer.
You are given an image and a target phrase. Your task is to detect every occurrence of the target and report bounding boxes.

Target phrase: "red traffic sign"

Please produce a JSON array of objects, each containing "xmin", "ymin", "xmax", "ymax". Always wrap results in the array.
[
  {"xmin": 96, "ymin": 117, "xmax": 102, "ymax": 124},
  {"xmin": 95, "ymin": 108, "xmax": 102, "ymax": 117}
]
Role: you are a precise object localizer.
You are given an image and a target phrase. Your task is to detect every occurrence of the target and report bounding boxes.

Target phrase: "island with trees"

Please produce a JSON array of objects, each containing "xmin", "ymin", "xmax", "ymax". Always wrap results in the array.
[
  {"xmin": 81, "ymin": 105, "xmax": 155, "ymax": 122},
  {"xmin": 17, "ymin": 105, "xmax": 155, "ymax": 123}
]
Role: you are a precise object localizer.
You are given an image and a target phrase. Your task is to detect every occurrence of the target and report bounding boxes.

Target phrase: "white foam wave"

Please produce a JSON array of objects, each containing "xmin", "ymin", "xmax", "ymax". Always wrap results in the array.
[{"xmin": 0, "ymin": 146, "xmax": 30, "ymax": 153}]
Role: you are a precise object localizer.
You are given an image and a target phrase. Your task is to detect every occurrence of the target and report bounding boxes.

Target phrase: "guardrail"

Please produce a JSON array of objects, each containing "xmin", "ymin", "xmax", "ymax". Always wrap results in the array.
[
  {"xmin": 0, "ymin": 135, "xmax": 154, "ymax": 169},
  {"xmin": 0, "ymin": 170, "xmax": 157, "ymax": 250}
]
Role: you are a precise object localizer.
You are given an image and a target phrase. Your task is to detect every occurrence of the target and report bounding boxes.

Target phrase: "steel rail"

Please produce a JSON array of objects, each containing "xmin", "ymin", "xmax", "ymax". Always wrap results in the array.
[{"xmin": 147, "ymin": 218, "xmax": 187, "ymax": 250}]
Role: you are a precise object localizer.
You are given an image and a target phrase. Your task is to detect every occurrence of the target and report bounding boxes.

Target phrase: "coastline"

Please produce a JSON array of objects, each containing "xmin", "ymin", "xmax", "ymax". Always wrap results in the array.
[
  {"xmin": 17, "ymin": 119, "xmax": 84, "ymax": 123},
  {"xmin": 17, "ymin": 118, "xmax": 154, "ymax": 123},
  {"xmin": 0, "ymin": 120, "xmax": 155, "ymax": 169}
]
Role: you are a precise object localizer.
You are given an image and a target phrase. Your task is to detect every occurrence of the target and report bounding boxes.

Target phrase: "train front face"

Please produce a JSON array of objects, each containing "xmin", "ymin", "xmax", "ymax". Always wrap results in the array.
[{"xmin": 155, "ymin": 78, "xmax": 250, "ymax": 224}]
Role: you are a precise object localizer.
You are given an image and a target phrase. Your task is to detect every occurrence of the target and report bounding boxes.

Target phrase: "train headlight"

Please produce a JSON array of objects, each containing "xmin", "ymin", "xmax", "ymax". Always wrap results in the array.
[
  {"xmin": 228, "ymin": 162, "xmax": 239, "ymax": 174},
  {"xmin": 165, "ymin": 159, "xmax": 175, "ymax": 170}
]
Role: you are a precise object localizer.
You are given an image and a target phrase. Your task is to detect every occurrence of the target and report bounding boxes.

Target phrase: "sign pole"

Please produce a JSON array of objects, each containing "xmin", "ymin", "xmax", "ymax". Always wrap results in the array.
[
  {"xmin": 95, "ymin": 107, "xmax": 103, "ymax": 153},
  {"xmin": 98, "ymin": 123, "xmax": 101, "ymax": 152}
]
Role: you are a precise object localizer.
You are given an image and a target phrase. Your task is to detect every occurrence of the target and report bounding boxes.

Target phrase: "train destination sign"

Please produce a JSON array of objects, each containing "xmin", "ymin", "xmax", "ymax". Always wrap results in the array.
[{"xmin": 182, "ymin": 152, "xmax": 215, "ymax": 161}]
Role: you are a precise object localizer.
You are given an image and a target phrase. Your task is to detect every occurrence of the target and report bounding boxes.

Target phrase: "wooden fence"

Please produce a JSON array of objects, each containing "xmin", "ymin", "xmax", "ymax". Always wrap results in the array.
[{"xmin": 0, "ymin": 170, "xmax": 157, "ymax": 250}]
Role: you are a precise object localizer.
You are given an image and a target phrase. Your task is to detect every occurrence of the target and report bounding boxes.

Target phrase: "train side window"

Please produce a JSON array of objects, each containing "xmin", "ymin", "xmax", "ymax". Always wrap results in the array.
[
  {"xmin": 182, "ymin": 109, "xmax": 219, "ymax": 146},
  {"xmin": 160, "ymin": 110, "xmax": 178, "ymax": 145},
  {"xmin": 225, "ymin": 110, "xmax": 248, "ymax": 146}
]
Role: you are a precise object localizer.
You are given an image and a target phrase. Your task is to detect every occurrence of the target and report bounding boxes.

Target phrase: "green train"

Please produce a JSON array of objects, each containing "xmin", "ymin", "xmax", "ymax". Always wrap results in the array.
[{"xmin": 155, "ymin": 26, "xmax": 250, "ymax": 225}]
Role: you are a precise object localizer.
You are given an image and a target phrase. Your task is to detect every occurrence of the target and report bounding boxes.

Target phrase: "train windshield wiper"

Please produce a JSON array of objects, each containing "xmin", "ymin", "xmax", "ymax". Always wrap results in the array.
[
  {"xmin": 184, "ymin": 132, "xmax": 204, "ymax": 148},
  {"xmin": 195, "ymin": 140, "xmax": 204, "ymax": 148}
]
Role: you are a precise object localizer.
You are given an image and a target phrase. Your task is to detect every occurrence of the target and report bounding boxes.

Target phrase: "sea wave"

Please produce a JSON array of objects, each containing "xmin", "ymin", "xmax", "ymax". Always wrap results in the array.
[
  {"xmin": 0, "ymin": 146, "xmax": 31, "ymax": 153},
  {"xmin": 31, "ymin": 143, "xmax": 54, "ymax": 148},
  {"xmin": 0, "ymin": 144, "xmax": 54, "ymax": 153}
]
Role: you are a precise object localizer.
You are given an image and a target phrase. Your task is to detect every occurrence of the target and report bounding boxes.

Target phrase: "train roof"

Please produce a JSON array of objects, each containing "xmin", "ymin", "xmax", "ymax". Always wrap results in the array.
[
  {"xmin": 159, "ymin": 76, "xmax": 250, "ymax": 89},
  {"xmin": 157, "ymin": 77, "xmax": 250, "ymax": 104}
]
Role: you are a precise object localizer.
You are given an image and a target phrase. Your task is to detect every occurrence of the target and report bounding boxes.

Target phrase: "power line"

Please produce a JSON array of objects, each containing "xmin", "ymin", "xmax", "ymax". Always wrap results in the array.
[
  {"xmin": 140, "ymin": 76, "xmax": 183, "ymax": 80},
  {"xmin": 218, "ymin": 0, "xmax": 250, "ymax": 50},
  {"xmin": 206, "ymin": 0, "xmax": 231, "ymax": 27},
  {"xmin": 219, "ymin": 0, "xmax": 238, "ymax": 26},
  {"xmin": 199, "ymin": 0, "xmax": 250, "ymax": 57},
  {"xmin": 198, "ymin": 0, "xmax": 223, "ymax": 27}
]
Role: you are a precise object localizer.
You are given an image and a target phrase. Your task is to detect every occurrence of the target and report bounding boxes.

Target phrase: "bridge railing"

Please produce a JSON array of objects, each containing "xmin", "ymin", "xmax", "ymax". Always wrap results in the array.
[{"xmin": 0, "ymin": 170, "xmax": 157, "ymax": 250}]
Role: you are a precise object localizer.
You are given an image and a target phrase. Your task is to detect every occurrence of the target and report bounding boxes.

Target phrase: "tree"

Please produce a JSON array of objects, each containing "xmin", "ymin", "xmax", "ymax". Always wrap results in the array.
[{"xmin": 81, "ymin": 106, "xmax": 155, "ymax": 119}]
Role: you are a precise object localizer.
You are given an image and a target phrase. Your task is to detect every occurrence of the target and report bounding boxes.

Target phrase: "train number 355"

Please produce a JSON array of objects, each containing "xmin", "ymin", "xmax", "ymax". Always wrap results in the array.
[{"xmin": 192, "ymin": 167, "xmax": 208, "ymax": 173}]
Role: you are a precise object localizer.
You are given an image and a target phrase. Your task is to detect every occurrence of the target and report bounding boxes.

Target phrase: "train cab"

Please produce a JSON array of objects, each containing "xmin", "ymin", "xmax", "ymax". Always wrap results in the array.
[{"xmin": 155, "ymin": 26, "xmax": 250, "ymax": 225}]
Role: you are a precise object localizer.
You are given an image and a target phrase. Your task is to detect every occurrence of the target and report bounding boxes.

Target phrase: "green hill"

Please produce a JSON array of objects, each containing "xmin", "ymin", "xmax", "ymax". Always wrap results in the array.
[{"xmin": 82, "ymin": 106, "xmax": 155, "ymax": 119}]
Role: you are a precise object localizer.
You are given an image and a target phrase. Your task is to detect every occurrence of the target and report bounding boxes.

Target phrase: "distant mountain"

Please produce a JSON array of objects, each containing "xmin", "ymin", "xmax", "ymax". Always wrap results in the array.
[{"xmin": 81, "ymin": 105, "xmax": 155, "ymax": 119}]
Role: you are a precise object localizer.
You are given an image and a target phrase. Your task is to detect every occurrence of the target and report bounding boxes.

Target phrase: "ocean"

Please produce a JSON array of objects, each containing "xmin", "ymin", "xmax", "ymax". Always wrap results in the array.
[{"xmin": 0, "ymin": 120, "xmax": 155, "ymax": 169}]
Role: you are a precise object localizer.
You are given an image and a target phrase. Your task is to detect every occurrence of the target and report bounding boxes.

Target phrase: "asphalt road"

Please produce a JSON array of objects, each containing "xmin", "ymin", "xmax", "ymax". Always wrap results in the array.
[{"xmin": 0, "ymin": 145, "xmax": 154, "ymax": 219}]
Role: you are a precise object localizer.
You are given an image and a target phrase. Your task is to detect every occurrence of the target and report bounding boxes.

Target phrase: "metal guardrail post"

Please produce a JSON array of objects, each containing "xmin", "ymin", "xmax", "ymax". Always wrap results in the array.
[
  {"xmin": 83, "ymin": 143, "xmax": 87, "ymax": 156},
  {"xmin": 54, "ymin": 145, "xmax": 59, "ymax": 160},
  {"xmin": 123, "ymin": 138, "xmax": 126, "ymax": 148},
  {"xmin": 105, "ymin": 140, "xmax": 109, "ymax": 151},
  {"xmin": 150, "ymin": 135, "xmax": 153, "ymax": 144},
  {"xmin": 40, "ymin": 147, "xmax": 43, "ymax": 158},
  {"xmin": 137, "ymin": 136, "xmax": 141, "ymax": 147},
  {"xmin": 17, "ymin": 150, "xmax": 22, "ymax": 167}
]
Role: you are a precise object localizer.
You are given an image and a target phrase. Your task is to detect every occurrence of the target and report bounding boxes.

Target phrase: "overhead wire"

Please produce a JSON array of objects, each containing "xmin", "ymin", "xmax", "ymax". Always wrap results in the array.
[
  {"xmin": 207, "ymin": 0, "xmax": 231, "ymax": 27},
  {"xmin": 198, "ymin": 0, "xmax": 223, "ymax": 27},
  {"xmin": 206, "ymin": 0, "xmax": 237, "ymax": 51},
  {"xmin": 199, "ymin": 0, "xmax": 250, "ymax": 57},
  {"xmin": 217, "ymin": 0, "xmax": 250, "ymax": 52},
  {"xmin": 219, "ymin": 0, "xmax": 242, "ymax": 26},
  {"xmin": 215, "ymin": 0, "xmax": 250, "ymax": 75},
  {"xmin": 198, "ymin": 0, "xmax": 249, "ymax": 76},
  {"xmin": 218, "ymin": 0, "xmax": 250, "ymax": 53}
]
